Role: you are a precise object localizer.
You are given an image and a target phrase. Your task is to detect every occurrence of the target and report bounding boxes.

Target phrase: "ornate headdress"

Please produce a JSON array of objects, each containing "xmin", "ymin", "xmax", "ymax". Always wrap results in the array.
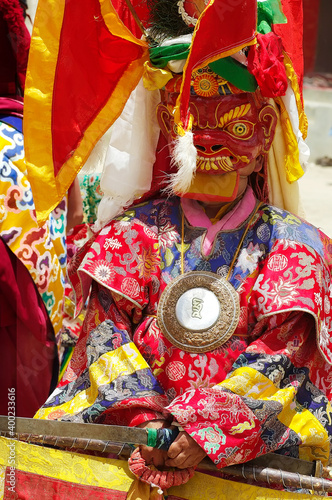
[{"xmin": 24, "ymin": 0, "xmax": 309, "ymax": 227}]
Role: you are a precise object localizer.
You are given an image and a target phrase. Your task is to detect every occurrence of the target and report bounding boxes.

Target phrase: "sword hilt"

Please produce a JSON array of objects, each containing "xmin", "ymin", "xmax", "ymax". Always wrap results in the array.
[{"xmin": 146, "ymin": 427, "xmax": 180, "ymax": 450}]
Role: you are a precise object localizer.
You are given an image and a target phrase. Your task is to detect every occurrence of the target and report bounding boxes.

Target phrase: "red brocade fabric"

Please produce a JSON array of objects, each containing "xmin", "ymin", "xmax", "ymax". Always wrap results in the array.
[{"xmin": 3, "ymin": 469, "xmax": 127, "ymax": 499}]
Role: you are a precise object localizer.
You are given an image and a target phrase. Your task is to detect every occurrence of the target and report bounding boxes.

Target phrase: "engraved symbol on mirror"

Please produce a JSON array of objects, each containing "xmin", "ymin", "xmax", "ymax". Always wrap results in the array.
[{"xmin": 191, "ymin": 297, "xmax": 203, "ymax": 319}]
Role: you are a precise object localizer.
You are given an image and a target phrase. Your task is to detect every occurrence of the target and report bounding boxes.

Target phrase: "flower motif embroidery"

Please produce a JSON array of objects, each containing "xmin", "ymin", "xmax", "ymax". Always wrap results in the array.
[
  {"xmin": 86, "ymin": 260, "xmax": 115, "ymax": 283},
  {"xmin": 137, "ymin": 245, "xmax": 160, "ymax": 280},
  {"xmin": 269, "ymin": 277, "xmax": 299, "ymax": 308},
  {"xmin": 278, "ymin": 238, "xmax": 297, "ymax": 251},
  {"xmin": 47, "ymin": 408, "xmax": 66, "ymax": 420},
  {"xmin": 170, "ymin": 405, "xmax": 197, "ymax": 424},
  {"xmin": 159, "ymin": 222, "xmax": 179, "ymax": 250},
  {"xmin": 197, "ymin": 396, "xmax": 219, "ymax": 420},
  {"xmin": 113, "ymin": 220, "xmax": 131, "ymax": 233}
]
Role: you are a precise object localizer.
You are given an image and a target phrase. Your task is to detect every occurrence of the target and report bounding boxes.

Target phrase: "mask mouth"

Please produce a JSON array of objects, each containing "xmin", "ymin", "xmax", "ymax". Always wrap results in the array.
[
  {"xmin": 180, "ymin": 170, "xmax": 240, "ymax": 203},
  {"xmin": 196, "ymin": 150, "xmax": 251, "ymax": 174},
  {"xmin": 196, "ymin": 155, "xmax": 235, "ymax": 173}
]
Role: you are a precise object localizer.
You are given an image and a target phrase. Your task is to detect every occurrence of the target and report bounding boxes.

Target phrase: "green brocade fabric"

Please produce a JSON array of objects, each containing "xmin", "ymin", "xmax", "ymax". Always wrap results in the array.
[
  {"xmin": 149, "ymin": 43, "xmax": 190, "ymax": 68},
  {"xmin": 257, "ymin": 0, "xmax": 287, "ymax": 34},
  {"xmin": 210, "ymin": 58, "xmax": 258, "ymax": 92}
]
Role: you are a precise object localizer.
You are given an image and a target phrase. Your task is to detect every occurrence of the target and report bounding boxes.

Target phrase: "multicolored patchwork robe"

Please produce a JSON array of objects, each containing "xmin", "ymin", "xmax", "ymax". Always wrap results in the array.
[
  {"xmin": 0, "ymin": 118, "xmax": 67, "ymax": 338},
  {"xmin": 36, "ymin": 189, "xmax": 332, "ymax": 471}
]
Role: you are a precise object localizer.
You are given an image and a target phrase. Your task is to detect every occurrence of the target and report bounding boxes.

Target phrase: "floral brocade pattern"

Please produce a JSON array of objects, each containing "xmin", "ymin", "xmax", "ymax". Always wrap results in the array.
[
  {"xmin": 0, "ymin": 121, "xmax": 66, "ymax": 336},
  {"xmin": 0, "ymin": 437, "xmax": 325, "ymax": 500},
  {"xmin": 38, "ymin": 196, "xmax": 332, "ymax": 472},
  {"xmin": 72, "ymin": 197, "xmax": 332, "ymax": 359}
]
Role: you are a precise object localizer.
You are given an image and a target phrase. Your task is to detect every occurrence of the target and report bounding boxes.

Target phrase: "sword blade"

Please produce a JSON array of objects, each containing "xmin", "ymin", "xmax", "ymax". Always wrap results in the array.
[
  {"xmin": 0, "ymin": 416, "xmax": 148, "ymax": 446},
  {"xmin": 0, "ymin": 416, "xmax": 319, "ymax": 477},
  {"xmin": 228, "ymin": 453, "xmax": 316, "ymax": 477}
]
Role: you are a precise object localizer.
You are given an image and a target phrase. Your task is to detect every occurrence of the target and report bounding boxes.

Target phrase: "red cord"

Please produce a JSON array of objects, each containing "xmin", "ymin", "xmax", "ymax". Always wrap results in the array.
[{"xmin": 128, "ymin": 448, "xmax": 195, "ymax": 490}]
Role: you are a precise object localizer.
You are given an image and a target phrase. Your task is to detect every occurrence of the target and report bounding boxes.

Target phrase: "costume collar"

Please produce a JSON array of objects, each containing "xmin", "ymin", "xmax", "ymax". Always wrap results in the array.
[{"xmin": 181, "ymin": 186, "xmax": 257, "ymax": 256}]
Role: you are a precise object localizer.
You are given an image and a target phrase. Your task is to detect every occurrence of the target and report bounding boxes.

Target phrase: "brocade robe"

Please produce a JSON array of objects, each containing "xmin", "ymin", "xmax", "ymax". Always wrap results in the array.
[{"xmin": 36, "ymin": 188, "xmax": 332, "ymax": 469}]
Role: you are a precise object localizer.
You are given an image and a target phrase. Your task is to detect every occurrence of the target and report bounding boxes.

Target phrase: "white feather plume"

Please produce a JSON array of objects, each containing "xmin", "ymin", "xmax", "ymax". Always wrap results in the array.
[{"xmin": 168, "ymin": 129, "xmax": 197, "ymax": 194}]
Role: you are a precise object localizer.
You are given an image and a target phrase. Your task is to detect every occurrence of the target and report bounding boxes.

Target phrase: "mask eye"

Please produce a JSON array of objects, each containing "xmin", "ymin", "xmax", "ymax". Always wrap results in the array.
[{"xmin": 225, "ymin": 121, "xmax": 254, "ymax": 139}]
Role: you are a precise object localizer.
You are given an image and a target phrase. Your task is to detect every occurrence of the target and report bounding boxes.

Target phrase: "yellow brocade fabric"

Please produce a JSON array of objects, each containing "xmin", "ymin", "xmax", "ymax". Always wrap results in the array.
[
  {"xmin": 127, "ymin": 478, "xmax": 163, "ymax": 500},
  {"xmin": 0, "ymin": 437, "xmax": 133, "ymax": 495},
  {"xmin": 272, "ymin": 53, "xmax": 307, "ymax": 185},
  {"xmin": 0, "ymin": 122, "xmax": 66, "ymax": 337},
  {"xmin": 0, "ymin": 437, "xmax": 325, "ymax": 500},
  {"xmin": 274, "ymin": 96, "xmax": 304, "ymax": 184},
  {"xmin": 35, "ymin": 342, "xmax": 150, "ymax": 419},
  {"xmin": 219, "ymin": 366, "xmax": 330, "ymax": 464},
  {"xmin": 142, "ymin": 61, "xmax": 173, "ymax": 91}
]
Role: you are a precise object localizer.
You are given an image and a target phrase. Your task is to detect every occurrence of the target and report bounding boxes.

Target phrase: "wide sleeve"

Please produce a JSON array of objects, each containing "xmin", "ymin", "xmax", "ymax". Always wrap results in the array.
[
  {"xmin": 35, "ymin": 283, "xmax": 170, "ymax": 425},
  {"xmin": 166, "ymin": 310, "xmax": 332, "ymax": 468}
]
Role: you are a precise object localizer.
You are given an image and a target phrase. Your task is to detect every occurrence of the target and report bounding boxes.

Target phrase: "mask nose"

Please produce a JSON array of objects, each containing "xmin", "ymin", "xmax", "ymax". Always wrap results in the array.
[
  {"xmin": 211, "ymin": 145, "xmax": 224, "ymax": 154},
  {"xmin": 195, "ymin": 144, "xmax": 225, "ymax": 155}
]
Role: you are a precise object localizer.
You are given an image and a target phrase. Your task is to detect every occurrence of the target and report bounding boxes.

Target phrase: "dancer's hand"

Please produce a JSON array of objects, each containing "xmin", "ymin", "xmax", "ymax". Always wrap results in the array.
[{"xmin": 165, "ymin": 431, "xmax": 206, "ymax": 469}]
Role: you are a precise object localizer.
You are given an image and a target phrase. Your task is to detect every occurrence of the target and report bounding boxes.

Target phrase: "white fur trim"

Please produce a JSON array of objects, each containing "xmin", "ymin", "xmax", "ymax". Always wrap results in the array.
[{"xmin": 168, "ymin": 130, "xmax": 197, "ymax": 194}]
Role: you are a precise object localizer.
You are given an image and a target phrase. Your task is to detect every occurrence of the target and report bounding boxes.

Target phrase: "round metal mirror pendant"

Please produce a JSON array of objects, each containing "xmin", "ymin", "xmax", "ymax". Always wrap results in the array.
[{"xmin": 157, "ymin": 271, "xmax": 240, "ymax": 353}]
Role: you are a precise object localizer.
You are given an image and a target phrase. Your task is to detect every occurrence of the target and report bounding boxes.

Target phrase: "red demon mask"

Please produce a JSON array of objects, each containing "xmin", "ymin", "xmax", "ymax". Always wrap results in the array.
[{"xmin": 157, "ymin": 69, "xmax": 277, "ymax": 202}]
